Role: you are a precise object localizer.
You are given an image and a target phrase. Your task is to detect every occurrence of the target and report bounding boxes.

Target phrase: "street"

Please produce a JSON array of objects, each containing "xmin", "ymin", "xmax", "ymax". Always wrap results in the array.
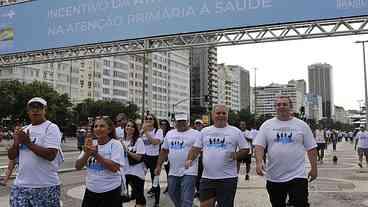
[{"xmin": 0, "ymin": 140, "xmax": 367, "ymax": 206}]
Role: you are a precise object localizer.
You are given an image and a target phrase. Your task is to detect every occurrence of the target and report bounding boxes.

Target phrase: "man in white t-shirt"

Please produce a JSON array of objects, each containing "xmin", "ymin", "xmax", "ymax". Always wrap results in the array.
[
  {"xmin": 8, "ymin": 97, "xmax": 63, "ymax": 207},
  {"xmin": 155, "ymin": 113, "xmax": 201, "ymax": 207},
  {"xmin": 237, "ymin": 121, "xmax": 252, "ymax": 181},
  {"xmin": 115, "ymin": 113, "xmax": 128, "ymax": 140},
  {"xmin": 355, "ymin": 126, "xmax": 368, "ymax": 168},
  {"xmin": 254, "ymin": 96, "xmax": 317, "ymax": 207},
  {"xmin": 315, "ymin": 125, "xmax": 326, "ymax": 164},
  {"xmin": 186, "ymin": 104, "xmax": 250, "ymax": 207}
]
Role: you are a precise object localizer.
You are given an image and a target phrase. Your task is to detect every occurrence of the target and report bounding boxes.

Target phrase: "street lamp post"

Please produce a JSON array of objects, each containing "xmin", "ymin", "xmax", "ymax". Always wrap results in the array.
[{"xmin": 355, "ymin": 40, "xmax": 368, "ymax": 129}]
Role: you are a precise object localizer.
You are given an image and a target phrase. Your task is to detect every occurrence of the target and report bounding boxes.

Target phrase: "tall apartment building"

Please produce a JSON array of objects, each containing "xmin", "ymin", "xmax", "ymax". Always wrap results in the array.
[
  {"xmin": 308, "ymin": 63, "xmax": 334, "ymax": 118},
  {"xmin": 190, "ymin": 47, "xmax": 218, "ymax": 111},
  {"xmin": 217, "ymin": 64, "xmax": 250, "ymax": 112},
  {"xmin": 229, "ymin": 65, "xmax": 250, "ymax": 111},
  {"xmin": 255, "ymin": 83, "xmax": 303, "ymax": 117},
  {"xmin": 0, "ymin": 51, "xmax": 190, "ymax": 120},
  {"xmin": 304, "ymin": 94, "xmax": 323, "ymax": 121}
]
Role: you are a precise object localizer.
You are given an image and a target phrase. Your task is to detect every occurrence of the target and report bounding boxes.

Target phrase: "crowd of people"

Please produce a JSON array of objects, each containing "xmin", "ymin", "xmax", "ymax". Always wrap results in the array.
[{"xmin": 2, "ymin": 95, "xmax": 368, "ymax": 207}]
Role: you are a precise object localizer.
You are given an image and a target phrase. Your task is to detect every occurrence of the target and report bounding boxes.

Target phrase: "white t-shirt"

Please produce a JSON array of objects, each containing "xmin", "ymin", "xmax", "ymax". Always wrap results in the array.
[
  {"xmin": 162, "ymin": 128, "xmax": 201, "ymax": 177},
  {"xmin": 249, "ymin": 129, "xmax": 258, "ymax": 141},
  {"xmin": 125, "ymin": 138, "xmax": 147, "ymax": 180},
  {"xmin": 15, "ymin": 120, "xmax": 63, "ymax": 188},
  {"xmin": 254, "ymin": 117, "xmax": 317, "ymax": 183},
  {"xmin": 194, "ymin": 125, "xmax": 250, "ymax": 179},
  {"xmin": 356, "ymin": 131, "xmax": 368, "ymax": 148},
  {"xmin": 142, "ymin": 129, "xmax": 164, "ymax": 156},
  {"xmin": 81, "ymin": 139, "xmax": 125, "ymax": 193},
  {"xmin": 315, "ymin": 129, "xmax": 325, "ymax": 143},
  {"xmin": 115, "ymin": 127, "xmax": 125, "ymax": 141}
]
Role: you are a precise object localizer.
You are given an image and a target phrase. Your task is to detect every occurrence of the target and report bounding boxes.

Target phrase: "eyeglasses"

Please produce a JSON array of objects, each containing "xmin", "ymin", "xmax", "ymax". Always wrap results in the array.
[
  {"xmin": 126, "ymin": 124, "xmax": 135, "ymax": 128},
  {"xmin": 276, "ymin": 103, "xmax": 289, "ymax": 107},
  {"xmin": 145, "ymin": 117, "xmax": 153, "ymax": 120}
]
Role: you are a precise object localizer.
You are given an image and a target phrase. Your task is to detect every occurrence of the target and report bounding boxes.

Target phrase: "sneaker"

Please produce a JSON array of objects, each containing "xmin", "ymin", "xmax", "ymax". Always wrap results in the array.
[
  {"xmin": 359, "ymin": 163, "xmax": 363, "ymax": 168},
  {"xmin": 147, "ymin": 187, "xmax": 154, "ymax": 194},
  {"xmin": 245, "ymin": 174, "xmax": 249, "ymax": 180},
  {"xmin": 194, "ymin": 192, "xmax": 199, "ymax": 198}
]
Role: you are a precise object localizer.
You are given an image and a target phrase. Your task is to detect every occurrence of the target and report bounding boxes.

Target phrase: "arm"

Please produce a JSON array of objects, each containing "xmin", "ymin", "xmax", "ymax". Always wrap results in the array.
[
  {"xmin": 185, "ymin": 146, "xmax": 202, "ymax": 169},
  {"xmin": 75, "ymin": 152, "xmax": 90, "ymax": 170},
  {"xmin": 155, "ymin": 149, "xmax": 169, "ymax": 175},
  {"xmin": 145, "ymin": 131, "xmax": 161, "ymax": 145},
  {"xmin": 94, "ymin": 153, "xmax": 121, "ymax": 173},
  {"xmin": 307, "ymin": 147, "xmax": 318, "ymax": 182},
  {"xmin": 1, "ymin": 159, "xmax": 16, "ymax": 186},
  {"xmin": 7, "ymin": 144, "xmax": 19, "ymax": 160},
  {"xmin": 26, "ymin": 143, "xmax": 58, "ymax": 161},
  {"xmin": 127, "ymin": 151, "xmax": 143, "ymax": 161},
  {"xmin": 255, "ymin": 145, "xmax": 265, "ymax": 176}
]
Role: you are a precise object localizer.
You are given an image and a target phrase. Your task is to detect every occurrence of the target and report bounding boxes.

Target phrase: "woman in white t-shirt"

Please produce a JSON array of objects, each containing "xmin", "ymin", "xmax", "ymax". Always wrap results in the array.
[
  {"xmin": 75, "ymin": 117, "xmax": 125, "ymax": 207},
  {"xmin": 141, "ymin": 113, "xmax": 163, "ymax": 207},
  {"xmin": 122, "ymin": 120, "xmax": 146, "ymax": 207}
]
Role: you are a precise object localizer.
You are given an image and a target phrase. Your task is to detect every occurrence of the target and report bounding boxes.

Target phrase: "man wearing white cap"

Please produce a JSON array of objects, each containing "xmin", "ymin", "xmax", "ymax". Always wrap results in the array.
[
  {"xmin": 155, "ymin": 113, "xmax": 201, "ymax": 207},
  {"xmin": 8, "ymin": 97, "xmax": 63, "ymax": 207}
]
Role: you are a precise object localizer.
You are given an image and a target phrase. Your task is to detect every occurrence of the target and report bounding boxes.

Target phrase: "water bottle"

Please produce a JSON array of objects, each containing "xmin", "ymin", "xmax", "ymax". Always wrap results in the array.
[{"xmin": 152, "ymin": 175, "xmax": 160, "ymax": 188}]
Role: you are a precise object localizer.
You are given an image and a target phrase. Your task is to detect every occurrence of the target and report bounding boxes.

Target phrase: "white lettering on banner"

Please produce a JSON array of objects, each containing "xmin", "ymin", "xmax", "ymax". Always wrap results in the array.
[
  {"xmin": 48, "ymin": 16, "xmax": 125, "ymax": 36},
  {"xmin": 337, "ymin": 0, "xmax": 368, "ymax": 9},
  {"xmin": 215, "ymin": 0, "xmax": 272, "ymax": 14},
  {"xmin": 127, "ymin": 6, "xmax": 196, "ymax": 24},
  {"xmin": 48, "ymin": 0, "xmax": 163, "ymax": 19},
  {"xmin": 199, "ymin": 3, "xmax": 211, "ymax": 16}
]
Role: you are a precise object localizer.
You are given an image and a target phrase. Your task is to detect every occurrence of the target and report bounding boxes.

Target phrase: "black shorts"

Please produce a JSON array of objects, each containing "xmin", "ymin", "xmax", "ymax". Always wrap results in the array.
[
  {"xmin": 199, "ymin": 178, "xmax": 238, "ymax": 207},
  {"xmin": 240, "ymin": 154, "xmax": 252, "ymax": 164},
  {"xmin": 317, "ymin": 143, "xmax": 326, "ymax": 150}
]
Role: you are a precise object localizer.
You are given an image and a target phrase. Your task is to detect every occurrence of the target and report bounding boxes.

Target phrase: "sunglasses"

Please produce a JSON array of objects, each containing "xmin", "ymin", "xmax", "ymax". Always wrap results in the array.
[
  {"xmin": 126, "ymin": 124, "xmax": 135, "ymax": 128},
  {"xmin": 145, "ymin": 117, "xmax": 154, "ymax": 120}
]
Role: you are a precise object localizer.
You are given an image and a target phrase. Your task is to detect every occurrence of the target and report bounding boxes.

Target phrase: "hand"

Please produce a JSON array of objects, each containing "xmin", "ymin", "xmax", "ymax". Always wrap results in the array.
[
  {"xmin": 229, "ymin": 152, "xmax": 237, "ymax": 161},
  {"xmin": 16, "ymin": 130, "xmax": 31, "ymax": 145},
  {"xmin": 308, "ymin": 168, "xmax": 318, "ymax": 182},
  {"xmin": 142, "ymin": 124, "xmax": 150, "ymax": 133},
  {"xmin": 154, "ymin": 166, "xmax": 161, "ymax": 176},
  {"xmin": 85, "ymin": 144, "xmax": 97, "ymax": 157},
  {"xmin": 185, "ymin": 160, "xmax": 192, "ymax": 169},
  {"xmin": 256, "ymin": 162, "xmax": 265, "ymax": 176}
]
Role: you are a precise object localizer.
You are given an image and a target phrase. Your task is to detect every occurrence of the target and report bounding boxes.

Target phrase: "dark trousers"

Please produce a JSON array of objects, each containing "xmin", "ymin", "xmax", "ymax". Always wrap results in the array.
[
  {"xmin": 82, "ymin": 186, "xmax": 122, "ymax": 207},
  {"xmin": 126, "ymin": 175, "xmax": 146, "ymax": 205},
  {"xmin": 144, "ymin": 155, "xmax": 160, "ymax": 204},
  {"xmin": 266, "ymin": 178, "xmax": 309, "ymax": 207},
  {"xmin": 196, "ymin": 155, "xmax": 203, "ymax": 192}
]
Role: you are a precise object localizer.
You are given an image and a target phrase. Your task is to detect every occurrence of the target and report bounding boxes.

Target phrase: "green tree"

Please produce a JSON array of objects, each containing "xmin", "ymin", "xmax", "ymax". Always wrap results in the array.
[
  {"xmin": 72, "ymin": 99, "xmax": 139, "ymax": 124},
  {"xmin": 0, "ymin": 80, "xmax": 72, "ymax": 128}
]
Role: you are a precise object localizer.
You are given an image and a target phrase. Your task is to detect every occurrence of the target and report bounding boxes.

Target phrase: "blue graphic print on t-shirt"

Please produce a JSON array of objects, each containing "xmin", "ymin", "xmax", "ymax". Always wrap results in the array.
[
  {"xmin": 206, "ymin": 137, "xmax": 226, "ymax": 149},
  {"xmin": 169, "ymin": 140, "xmax": 185, "ymax": 150},
  {"xmin": 274, "ymin": 132, "xmax": 294, "ymax": 144}
]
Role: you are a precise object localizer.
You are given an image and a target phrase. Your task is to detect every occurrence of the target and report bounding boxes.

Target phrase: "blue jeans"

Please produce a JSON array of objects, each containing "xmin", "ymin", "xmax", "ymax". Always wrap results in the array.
[{"xmin": 168, "ymin": 175, "xmax": 197, "ymax": 207}]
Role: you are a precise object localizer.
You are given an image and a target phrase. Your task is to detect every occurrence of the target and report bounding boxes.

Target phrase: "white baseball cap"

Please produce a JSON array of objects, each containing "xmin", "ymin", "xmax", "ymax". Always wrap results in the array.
[
  {"xmin": 27, "ymin": 97, "xmax": 47, "ymax": 106},
  {"xmin": 194, "ymin": 119, "xmax": 204, "ymax": 124},
  {"xmin": 175, "ymin": 113, "xmax": 188, "ymax": 121}
]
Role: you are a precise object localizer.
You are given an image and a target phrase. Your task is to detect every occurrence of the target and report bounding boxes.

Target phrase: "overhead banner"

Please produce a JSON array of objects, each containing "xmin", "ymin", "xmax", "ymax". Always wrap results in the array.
[{"xmin": 0, "ymin": 0, "xmax": 367, "ymax": 55}]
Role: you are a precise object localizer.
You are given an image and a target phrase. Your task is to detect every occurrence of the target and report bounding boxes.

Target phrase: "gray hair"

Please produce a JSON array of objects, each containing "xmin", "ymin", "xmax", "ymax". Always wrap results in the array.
[{"xmin": 212, "ymin": 104, "xmax": 229, "ymax": 113}]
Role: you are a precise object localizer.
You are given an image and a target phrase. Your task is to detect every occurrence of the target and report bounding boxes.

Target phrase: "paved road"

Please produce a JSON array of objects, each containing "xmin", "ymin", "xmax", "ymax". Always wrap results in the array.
[{"xmin": 0, "ymin": 140, "xmax": 367, "ymax": 206}]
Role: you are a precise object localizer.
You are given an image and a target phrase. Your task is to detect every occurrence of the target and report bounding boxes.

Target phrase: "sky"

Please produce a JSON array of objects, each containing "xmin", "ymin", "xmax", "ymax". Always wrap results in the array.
[{"xmin": 218, "ymin": 34, "xmax": 368, "ymax": 111}]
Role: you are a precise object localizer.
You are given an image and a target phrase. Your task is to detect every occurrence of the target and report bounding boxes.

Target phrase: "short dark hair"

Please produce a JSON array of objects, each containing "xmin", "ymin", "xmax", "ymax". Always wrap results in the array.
[{"xmin": 275, "ymin": 95, "xmax": 293, "ymax": 108}]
